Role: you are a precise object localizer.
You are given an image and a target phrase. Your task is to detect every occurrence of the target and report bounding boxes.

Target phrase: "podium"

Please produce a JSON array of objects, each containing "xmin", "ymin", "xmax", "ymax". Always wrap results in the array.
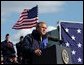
[{"xmin": 32, "ymin": 44, "xmax": 72, "ymax": 64}]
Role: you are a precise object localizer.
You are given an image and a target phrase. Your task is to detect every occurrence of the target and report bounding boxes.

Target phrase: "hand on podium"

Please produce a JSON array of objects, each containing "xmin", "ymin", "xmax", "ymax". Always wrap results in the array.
[{"xmin": 34, "ymin": 49, "xmax": 42, "ymax": 56}]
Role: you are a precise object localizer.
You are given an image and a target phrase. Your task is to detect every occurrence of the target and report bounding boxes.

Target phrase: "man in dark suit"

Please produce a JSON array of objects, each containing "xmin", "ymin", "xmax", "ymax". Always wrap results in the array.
[
  {"xmin": 22, "ymin": 22, "xmax": 63, "ymax": 64},
  {"xmin": 16, "ymin": 36, "xmax": 24, "ymax": 64},
  {"xmin": 1, "ymin": 34, "xmax": 16, "ymax": 64},
  {"xmin": 22, "ymin": 22, "xmax": 48, "ymax": 64}
]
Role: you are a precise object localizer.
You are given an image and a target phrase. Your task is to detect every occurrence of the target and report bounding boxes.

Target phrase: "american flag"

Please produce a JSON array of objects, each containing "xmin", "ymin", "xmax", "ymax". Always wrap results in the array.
[
  {"xmin": 12, "ymin": 5, "xmax": 38, "ymax": 29},
  {"xmin": 60, "ymin": 22, "xmax": 83, "ymax": 64}
]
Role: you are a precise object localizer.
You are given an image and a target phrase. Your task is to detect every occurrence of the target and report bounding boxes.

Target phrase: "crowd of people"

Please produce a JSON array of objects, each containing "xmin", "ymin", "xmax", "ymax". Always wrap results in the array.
[{"xmin": 1, "ymin": 22, "xmax": 62, "ymax": 64}]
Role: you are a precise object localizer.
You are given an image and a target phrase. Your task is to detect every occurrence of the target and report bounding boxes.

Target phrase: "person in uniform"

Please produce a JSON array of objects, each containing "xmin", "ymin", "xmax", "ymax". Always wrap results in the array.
[
  {"xmin": 16, "ymin": 36, "xmax": 24, "ymax": 64},
  {"xmin": 1, "ymin": 34, "xmax": 17, "ymax": 64}
]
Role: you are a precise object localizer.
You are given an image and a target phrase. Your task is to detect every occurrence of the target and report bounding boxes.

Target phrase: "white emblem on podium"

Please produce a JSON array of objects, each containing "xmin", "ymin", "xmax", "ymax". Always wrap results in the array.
[{"xmin": 62, "ymin": 49, "xmax": 69, "ymax": 64}]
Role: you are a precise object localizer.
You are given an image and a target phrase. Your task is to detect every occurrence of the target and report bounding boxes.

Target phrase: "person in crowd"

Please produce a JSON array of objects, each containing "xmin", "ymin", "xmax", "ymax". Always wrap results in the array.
[
  {"xmin": 16, "ymin": 36, "xmax": 24, "ymax": 64},
  {"xmin": 1, "ymin": 34, "xmax": 17, "ymax": 64}
]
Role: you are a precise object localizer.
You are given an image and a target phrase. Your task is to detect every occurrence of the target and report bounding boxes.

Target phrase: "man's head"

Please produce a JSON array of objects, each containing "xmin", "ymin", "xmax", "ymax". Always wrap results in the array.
[
  {"xmin": 36, "ymin": 22, "xmax": 47, "ymax": 36},
  {"xmin": 20, "ymin": 36, "xmax": 24, "ymax": 42},
  {"xmin": 5, "ymin": 34, "xmax": 10, "ymax": 41}
]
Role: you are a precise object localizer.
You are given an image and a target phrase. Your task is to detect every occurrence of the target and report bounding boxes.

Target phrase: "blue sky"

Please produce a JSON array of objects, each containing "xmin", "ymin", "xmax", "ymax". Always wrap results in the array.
[{"xmin": 1, "ymin": 1, "xmax": 83, "ymax": 44}]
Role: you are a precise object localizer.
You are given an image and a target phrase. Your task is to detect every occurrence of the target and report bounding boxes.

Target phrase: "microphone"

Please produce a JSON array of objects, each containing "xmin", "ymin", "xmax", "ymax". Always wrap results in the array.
[{"xmin": 47, "ymin": 35, "xmax": 64, "ymax": 44}]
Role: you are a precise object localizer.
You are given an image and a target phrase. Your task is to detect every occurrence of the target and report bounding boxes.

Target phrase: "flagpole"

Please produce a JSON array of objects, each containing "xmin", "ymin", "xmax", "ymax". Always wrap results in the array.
[{"xmin": 58, "ymin": 20, "xmax": 61, "ymax": 40}]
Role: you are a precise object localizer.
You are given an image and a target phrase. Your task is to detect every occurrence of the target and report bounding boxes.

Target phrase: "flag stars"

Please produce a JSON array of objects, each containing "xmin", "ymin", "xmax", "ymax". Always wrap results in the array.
[
  {"xmin": 71, "ymin": 35, "xmax": 75, "ymax": 40},
  {"xmin": 71, "ymin": 50, "xmax": 76, "ymax": 55},
  {"xmin": 77, "ymin": 43, "xmax": 82, "ymax": 48},
  {"xmin": 65, "ymin": 42, "xmax": 69, "ymax": 47},
  {"xmin": 77, "ymin": 29, "xmax": 81, "ymax": 33},
  {"xmin": 78, "ymin": 57, "xmax": 82, "ymax": 62},
  {"xmin": 65, "ymin": 28, "xmax": 69, "ymax": 32}
]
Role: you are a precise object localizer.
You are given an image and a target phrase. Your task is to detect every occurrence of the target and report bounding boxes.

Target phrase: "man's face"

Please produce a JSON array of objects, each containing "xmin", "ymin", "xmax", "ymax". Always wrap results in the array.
[
  {"xmin": 6, "ymin": 35, "xmax": 10, "ymax": 41},
  {"xmin": 38, "ymin": 23, "xmax": 47, "ymax": 36},
  {"xmin": 20, "ymin": 38, "xmax": 23, "ymax": 42}
]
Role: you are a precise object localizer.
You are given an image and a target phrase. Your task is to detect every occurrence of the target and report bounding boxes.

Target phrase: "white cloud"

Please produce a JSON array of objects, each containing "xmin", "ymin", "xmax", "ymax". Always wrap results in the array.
[
  {"xmin": 1, "ymin": 1, "xmax": 65, "ymax": 23},
  {"xmin": 11, "ymin": 27, "xmax": 35, "ymax": 44},
  {"xmin": 12, "ymin": 26, "xmax": 57, "ymax": 44},
  {"xmin": 47, "ymin": 26, "xmax": 57, "ymax": 32},
  {"xmin": 1, "ymin": 1, "xmax": 65, "ymax": 15},
  {"xmin": 38, "ymin": 1, "xmax": 65, "ymax": 13}
]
